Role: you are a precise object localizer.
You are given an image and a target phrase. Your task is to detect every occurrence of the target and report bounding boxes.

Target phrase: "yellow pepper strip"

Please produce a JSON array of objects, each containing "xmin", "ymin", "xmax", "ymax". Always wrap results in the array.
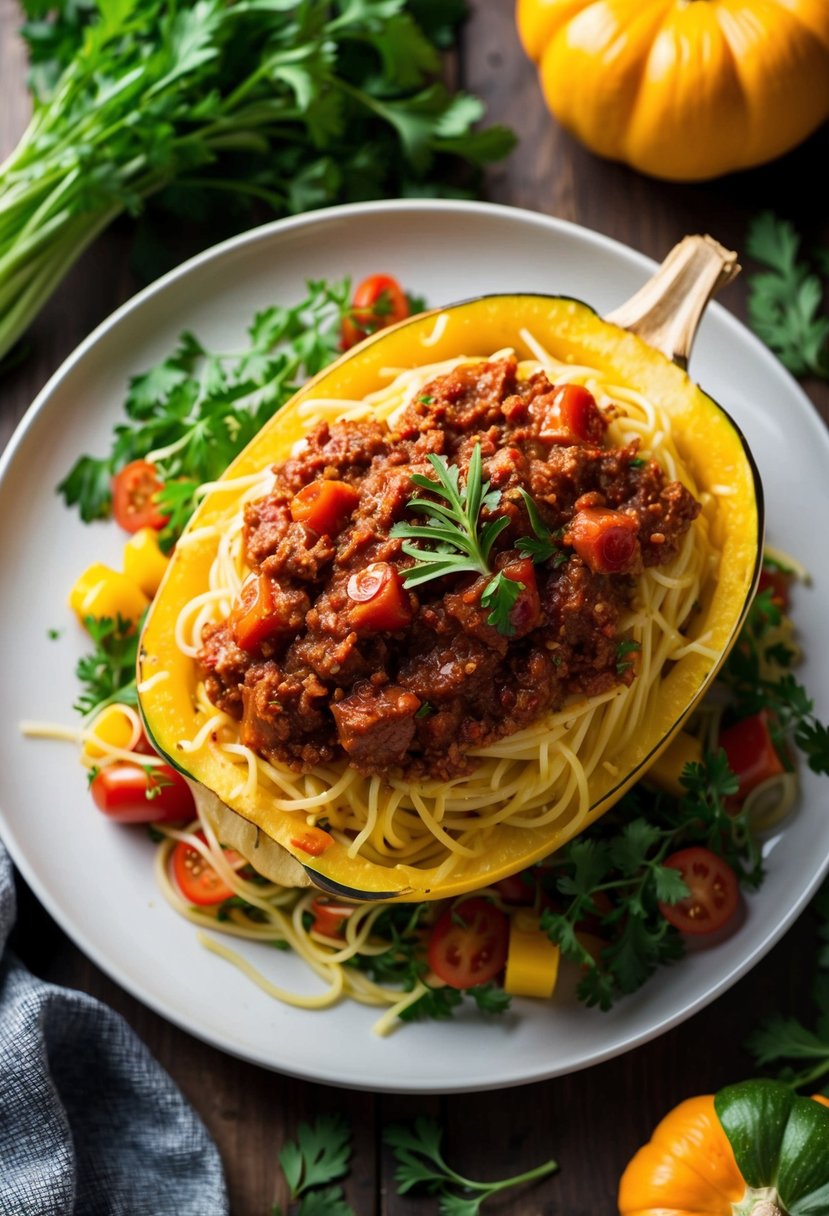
[
  {"xmin": 504, "ymin": 912, "xmax": 560, "ymax": 999},
  {"xmin": 123, "ymin": 527, "xmax": 170, "ymax": 597},
  {"xmin": 646, "ymin": 731, "xmax": 703, "ymax": 799},
  {"xmin": 82, "ymin": 703, "xmax": 139, "ymax": 762},
  {"xmin": 69, "ymin": 563, "xmax": 149, "ymax": 626}
]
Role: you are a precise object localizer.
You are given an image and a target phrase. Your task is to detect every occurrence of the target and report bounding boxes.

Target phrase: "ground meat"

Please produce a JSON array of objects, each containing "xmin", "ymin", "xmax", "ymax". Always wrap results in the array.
[{"xmin": 196, "ymin": 357, "xmax": 701, "ymax": 777}]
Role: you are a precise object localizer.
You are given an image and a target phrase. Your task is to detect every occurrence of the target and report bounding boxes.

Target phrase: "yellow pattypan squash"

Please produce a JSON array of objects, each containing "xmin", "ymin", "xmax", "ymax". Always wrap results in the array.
[{"xmin": 517, "ymin": 0, "xmax": 829, "ymax": 181}]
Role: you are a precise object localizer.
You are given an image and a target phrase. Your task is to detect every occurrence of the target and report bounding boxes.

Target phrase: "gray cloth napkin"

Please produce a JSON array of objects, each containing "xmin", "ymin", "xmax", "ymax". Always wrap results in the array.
[{"xmin": 0, "ymin": 842, "xmax": 229, "ymax": 1216}]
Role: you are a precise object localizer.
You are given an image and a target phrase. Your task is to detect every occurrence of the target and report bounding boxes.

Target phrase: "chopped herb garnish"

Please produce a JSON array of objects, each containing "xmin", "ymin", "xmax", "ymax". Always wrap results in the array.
[
  {"xmin": 616, "ymin": 638, "xmax": 641, "ymax": 675},
  {"xmin": 47, "ymin": 627, "xmax": 62, "ymax": 640},
  {"xmin": 415, "ymin": 702, "xmax": 434, "ymax": 718},
  {"xmin": 418, "ymin": 394, "xmax": 434, "ymax": 404}
]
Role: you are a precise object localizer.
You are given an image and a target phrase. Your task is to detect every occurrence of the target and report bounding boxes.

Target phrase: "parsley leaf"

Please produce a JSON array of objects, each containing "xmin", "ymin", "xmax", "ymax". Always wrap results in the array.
[
  {"xmin": 746, "ymin": 213, "xmax": 829, "ymax": 377},
  {"xmin": 73, "ymin": 614, "xmax": 141, "ymax": 718},
  {"xmin": 385, "ymin": 1117, "xmax": 557, "ymax": 1213},
  {"xmin": 59, "ymin": 279, "xmax": 352, "ymax": 547},
  {"xmin": 746, "ymin": 878, "xmax": 829, "ymax": 1092},
  {"xmin": 278, "ymin": 1114, "xmax": 352, "ymax": 1199}
]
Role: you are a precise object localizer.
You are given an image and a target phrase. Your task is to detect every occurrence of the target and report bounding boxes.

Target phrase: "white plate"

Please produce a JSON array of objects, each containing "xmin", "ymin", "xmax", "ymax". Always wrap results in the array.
[{"xmin": 1, "ymin": 200, "xmax": 828, "ymax": 1093}]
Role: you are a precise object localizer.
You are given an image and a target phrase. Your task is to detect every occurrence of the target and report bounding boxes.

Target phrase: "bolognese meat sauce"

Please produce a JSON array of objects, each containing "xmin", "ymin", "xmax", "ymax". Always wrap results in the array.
[{"xmin": 197, "ymin": 357, "xmax": 700, "ymax": 780}]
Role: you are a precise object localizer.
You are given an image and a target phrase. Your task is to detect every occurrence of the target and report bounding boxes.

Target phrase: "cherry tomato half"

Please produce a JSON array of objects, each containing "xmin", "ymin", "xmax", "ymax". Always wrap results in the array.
[
  {"xmin": 757, "ymin": 567, "xmax": 790, "ymax": 610},
  {"xmin": 310, "ymin": 897, "xmax": 355, "ymax": 938},
  {"xmin": 341, "ymin": 274, "xmax": 410, "ymax": 350},
  {"xmin": 658, "ymin": 847, "xmax": 740, "ymax": 935},
  {"xmin": 719, "ymin": 712, "xmax": 785, "ymax": 801},
  {"xmin": 427, "ymin": 897, "xmax": 509, "ymax": 989},
  {"xmin": 90, "ymin": 762, "xmax": 194, "ymax": 824},
  {"xmin": 172, "ymin": 831, "xmax": 241, "ymax": 906},
  {"xmin": 112, "ymin": 460, "xmax": 168, "ymax": 533}
]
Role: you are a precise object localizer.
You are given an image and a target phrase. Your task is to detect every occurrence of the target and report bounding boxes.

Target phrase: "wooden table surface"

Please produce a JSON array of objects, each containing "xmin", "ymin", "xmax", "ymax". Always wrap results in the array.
[{"xmin": 3, "ymin": 2, "xmax": 829, "ymax": 1212}]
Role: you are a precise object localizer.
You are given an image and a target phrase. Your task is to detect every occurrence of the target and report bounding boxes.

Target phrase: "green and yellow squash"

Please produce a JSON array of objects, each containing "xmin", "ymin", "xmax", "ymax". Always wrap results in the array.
[
  {"xmin": 138, "ymin": 239, "xmax": 762, "ymax": 902},
  {"xmin": 619, "ymin": 1080, "xmax": 829, "ymax": 1215}
]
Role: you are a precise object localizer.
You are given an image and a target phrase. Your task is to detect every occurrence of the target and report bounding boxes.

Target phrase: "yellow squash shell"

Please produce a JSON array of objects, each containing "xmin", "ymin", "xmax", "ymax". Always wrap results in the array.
[{"xmin": 138, "ymin": 294, "xmax": 762, "ymax": 901}]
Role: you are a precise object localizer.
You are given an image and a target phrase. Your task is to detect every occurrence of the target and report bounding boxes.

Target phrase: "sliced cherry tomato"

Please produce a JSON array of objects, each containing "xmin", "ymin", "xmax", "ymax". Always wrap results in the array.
[
  {"xmin": 757, "ymin": 567, "xmax": 790, "ymax": 610},
  {"xmin": 719, "ymin": 711, "xmax": 785, "ymax": 801},
  {"xmin": 90, "ymin": 762, "xmax": 194, "ymax": 824},
  {"xmin": 538, "ymin": 384, "xmax": 607, "ymax": 445},
  {"xmin": 291, "ymin": 479, "xmax": 359, "ymax": 535},
  {"xmin": 172, "ymin": 830, "xmax": 241, "ymax": 906},
  {"xmin": 229, "ymin": 572, "xmax": 293, "ymax": 652},
  {"xmin": 566, "ymin": 506, "xmax": 639, "ymax": 574},
  {"xmin": 112, "ymin": 460, "xmax": 168, "ymax": 533},
  {"xmin": 427, "ymin": 897, "xmax": 509, "ymax": 989},
  {"xmin": 341, "ymin": 274, "xmax": 410, "ymax": 350},
  {"xmin": 658, "ymin": 847, "xmax": 740, "ymax": 935},
  {"xmin": 347, "ymin": 562, "xmax": 412, "ymax": 631},
  {"xmin": 493, "ymin": 870, "xmax": 537, "ymax": 905},
  {"xmin": 310, "ymin": 897, "xmax": 355, "ymax": 938}
]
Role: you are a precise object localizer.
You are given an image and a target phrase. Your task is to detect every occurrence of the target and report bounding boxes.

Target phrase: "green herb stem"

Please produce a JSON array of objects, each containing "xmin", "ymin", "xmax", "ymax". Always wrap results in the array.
[{"xmin": 0, "ymin": 0, "xmax": 514, "ymax": 363}]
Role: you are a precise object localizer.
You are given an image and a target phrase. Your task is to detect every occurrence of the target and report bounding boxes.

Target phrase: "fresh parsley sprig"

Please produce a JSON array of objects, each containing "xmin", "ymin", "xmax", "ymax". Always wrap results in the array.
[
  {"xmin": 273, "ymin": 1114, "xmax": 355, "ymax": 1216},
  {"xmin": 746, "ymin": 880, "xmax": 829, "ymax": 1094},
  {"xmin": 385, "ymin": 1117, "xmax": 558, "ymax": 1214},
  {"xmin": 73, "ymin": 614, "xmax": 141, "ymax": 719},
  {"xmin": 542, "ymin": 751, "xmax": 758, "ymax": 1011},
  {"xmin": 391, "ymin": 444, "xmax": 508, "ymax": 586},
  {"xmin": 746, "ymin": 212, "xmax": 829, "ymax": 378},
  {"xmin": 391, "ymin": 444, "xmax": 541, "ymax": 636},
  {"xmin": 59, "ymin": 279, "xmax": 352, "ymax": 547}
]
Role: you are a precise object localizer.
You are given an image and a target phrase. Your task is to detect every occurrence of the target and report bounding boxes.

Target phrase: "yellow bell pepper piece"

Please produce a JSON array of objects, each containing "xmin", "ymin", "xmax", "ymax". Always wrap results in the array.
[
  {"xmin": 69, "ymin": 563, "xmax": 149, "ymax": 626},
  {"xmin": 123, "ymin": 527, "xmax": 170, "ymax": 598},
  {"xmin": 646, "ymin": 731, "xmax": 703, "ymax": 799},
  {"xmin": 504, "ymin": 913, "xmax": 560, "ymax": 999},
  {"xmin": 82, "ymin": 703, "xmax": 138, "ymax": 761}
]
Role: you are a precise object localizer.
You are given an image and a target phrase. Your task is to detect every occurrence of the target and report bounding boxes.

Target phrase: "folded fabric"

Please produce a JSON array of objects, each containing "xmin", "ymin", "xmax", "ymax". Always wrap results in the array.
[{"xmin": 0, "ymin": 842, "xmax": 229, "ymax": 1216}]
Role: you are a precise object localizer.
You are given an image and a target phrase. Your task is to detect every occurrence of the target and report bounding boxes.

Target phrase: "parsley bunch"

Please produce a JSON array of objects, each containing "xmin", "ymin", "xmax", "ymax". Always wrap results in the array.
[
  {"xmin": 746, "ymin": 213, "xmax": 829, "ymax": 378},
  {"xmin": 1, "ymin": 0, "xmax": 514, "ymax": 361}
]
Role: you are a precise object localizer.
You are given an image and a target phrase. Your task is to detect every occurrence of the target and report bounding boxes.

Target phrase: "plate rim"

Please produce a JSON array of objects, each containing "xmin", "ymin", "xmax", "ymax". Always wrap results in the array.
[{"xmin": 2, "ymin": 197, "xmax": 829, "ymax": 1093}]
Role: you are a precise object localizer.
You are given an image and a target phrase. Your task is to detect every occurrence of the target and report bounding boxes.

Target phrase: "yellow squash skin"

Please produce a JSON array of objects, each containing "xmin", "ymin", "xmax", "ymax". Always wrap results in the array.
[
  {"xmin": 517, "ymin": 0, "xmax": 829, "ymax": 181},
  {"xmin": 617, "ymin": 1094, "xmax": 745, "ymax": 1215},
  {"xmin": 138, "ymin": 295, "xmax": 762, "ymax": 901}
]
